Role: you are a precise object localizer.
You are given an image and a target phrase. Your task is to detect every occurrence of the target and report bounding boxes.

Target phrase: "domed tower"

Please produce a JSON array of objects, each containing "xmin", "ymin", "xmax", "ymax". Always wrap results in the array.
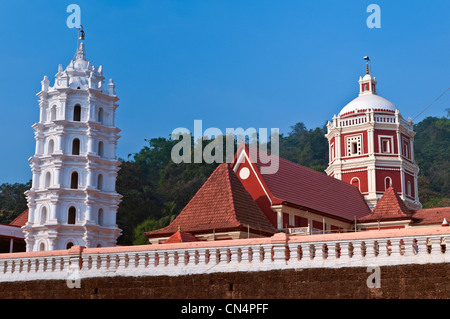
[
  {"xmin": 22, "ymin": 32, "xmax": 122, "ymax": 251},
  {"xmin": 325, "ymin": 59, "xmax": 421, "ymax": 211}
]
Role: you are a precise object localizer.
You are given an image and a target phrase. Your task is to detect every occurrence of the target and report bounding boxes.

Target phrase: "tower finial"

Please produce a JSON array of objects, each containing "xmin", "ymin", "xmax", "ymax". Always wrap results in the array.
[
  {"xmin": 79, "ymin": 25, "xmax": 85, "ymax": 41},
  {"xmin": 363, "ymin": 56, "xmax": 370, "ymax": 74}
]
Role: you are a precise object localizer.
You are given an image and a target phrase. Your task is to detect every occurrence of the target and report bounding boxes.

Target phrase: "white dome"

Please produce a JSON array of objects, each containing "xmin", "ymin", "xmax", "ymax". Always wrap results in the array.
[{"xmin": 339, "ymin": 94, "xmax": 397, "ymax": 115}]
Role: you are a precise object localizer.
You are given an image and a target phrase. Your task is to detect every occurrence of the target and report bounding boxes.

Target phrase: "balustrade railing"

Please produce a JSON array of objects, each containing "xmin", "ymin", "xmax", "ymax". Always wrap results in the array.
[{"xmin": 0, "ymin": 228, "xmax": 449, "ymax": 282}]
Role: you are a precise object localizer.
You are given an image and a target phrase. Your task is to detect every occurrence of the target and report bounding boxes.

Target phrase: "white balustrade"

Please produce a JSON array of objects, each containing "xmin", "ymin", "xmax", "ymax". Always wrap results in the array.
[{"xmin": 0, "ymin": 231, "xmax": 449, "ymax": 282}]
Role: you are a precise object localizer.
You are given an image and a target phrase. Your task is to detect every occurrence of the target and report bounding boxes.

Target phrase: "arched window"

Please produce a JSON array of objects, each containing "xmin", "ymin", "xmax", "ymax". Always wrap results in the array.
[
  {"xmin": 45, "ymin": 172, "xmax": 51, "ymax": 188},
  {"xmin": 385, "ymin": 177, "xmax": 392, "ymax": 190},
  {"xmin": 407, "ymin": 181, "xmax": 412, "ymax": 197},
  {"xmin": 47, "ymin": 139, "xmax": 54, "ymax": 154},
  {"xmin": 72, "ymin": 138, "xmax": 80, "ymax": 155},
  {"xmin": 351, "ymin": 177, "xmax": 360, "ymax": 191},
  {"xmin": 98, "ymin": 141, "xmax": 104, "ymax": 157},
  {"xmin": 68, "ymin": 207, "xmax": 76, "ymax": 224},
  {"xmin": 98, "ymin": 107, "xmax": 104, "ymax": 124},
  {"xmin": 73, "ymin": 104, "xmax": 81, "ymax": 121},
  {"xmin": 66, "ymin": 242, "xmax": 74, "ymax": 249},
  {"xmin": 97, "ymin": 174, "xmax": 104, "ymax": 191},
  {"xmin": 51, "ymin": 105, "xmax": 57, "ymax": 121},
  {"xmin": 40, "ymin": 207, "xmax": 47, "ymax": 225},
  {"xmin": 70, "ymin": 172, "xmax": 78, "ymax": 189},
  {"xmin": 98, "ymin": 208, "xmax": 104, "ymax": 226},
  {"xmin": 39, "ymin": 242, "xmax": 46, "ymax": 251}
]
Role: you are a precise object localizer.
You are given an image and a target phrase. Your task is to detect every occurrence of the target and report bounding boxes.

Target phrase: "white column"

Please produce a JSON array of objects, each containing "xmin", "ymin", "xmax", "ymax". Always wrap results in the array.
[
  {"xmin": 87, "ymin": 134, "xmax": 95, "ymax": 155},
  {"xmin": 414, "ymin": 173, "xmax": 420, "ymax": 204},
  {"xmin": 49, "ymin": 202, "xmax": 59, "ymax": 221},
  {"xmin": 85, "ymin": 204, "xmax": 94, "ymax": 223},
  {"xmin": 54, "ymin": 166, "xmax": 62, "ymax": 187},
  {"xmin": 400, "ymin": 168, "xmax": 405, "ymax": 197},
  {"xmin": 396, "ymin": 130, "xmax": 402, "ymax": 157},
  {"xmin": 335, "ymin": 131, "xmax": 342, "ymax": 159},
  {"xmin": 28, "ymin": 206, "xmax": 36, "ymax": 225},
  {"xmin": 31, "ymin": 167, "xmax": 40, "ymax": 189},
  {"xmin": 367, "ymin": 128, "xmax": 374, "ymax": 155},
  {"xmin": 277, "ymin": 211, "xmax": 283, "ymax": 230}
]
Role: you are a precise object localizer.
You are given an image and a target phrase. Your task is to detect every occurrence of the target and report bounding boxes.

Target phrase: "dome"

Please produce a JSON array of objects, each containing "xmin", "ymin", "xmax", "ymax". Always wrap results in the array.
[
  {"xmin": 339, "ymin": 70, "xmax": 399, "ymax": 116},
  {"xmin": 339, "ymin": 93, "xmax": 397, "ymax": 115}
]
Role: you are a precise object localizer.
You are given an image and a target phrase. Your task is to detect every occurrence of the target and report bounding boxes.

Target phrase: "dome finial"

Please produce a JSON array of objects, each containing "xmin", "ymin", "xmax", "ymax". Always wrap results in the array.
[
  {"xmin": 78, "ymin": 25, "xmax": 85, "ymax": 41},
  {"xmin": 363, "ymin": 56, "xmax": 370, "ymax": 74}
]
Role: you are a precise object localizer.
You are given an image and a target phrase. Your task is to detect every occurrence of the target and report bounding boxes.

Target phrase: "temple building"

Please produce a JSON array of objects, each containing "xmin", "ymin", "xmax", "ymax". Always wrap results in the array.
[
  {"xmin": 146, "ymin": 142, "xmax": 374, "ymax": 244},
  {"xmin": 146, "ymin": 62, "xmax": 450, "ymax": 244}
]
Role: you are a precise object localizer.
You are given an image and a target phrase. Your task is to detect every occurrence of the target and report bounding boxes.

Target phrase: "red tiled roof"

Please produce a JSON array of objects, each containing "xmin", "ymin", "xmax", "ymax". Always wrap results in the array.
[
  {"xmin": 162, "ymin": 231, "xmax": 198, "ymax": 244},
  {"xmin": 359, "ymin": 186, "xmax": 412, "ymax": 222},
  {"xmin": 245, "ymin": 146, "xmax": 371, "ymax": 221},
  {"xmin": 9, "ymin": 209, "xmax": 28, "ymax": 227},
  {"xmin": 146, "ymin": 164, "xmax": 277, "ymax": 238},
  {"xmin": 411, "ymin": 206, "xmax": 450, "ymax": 226}
]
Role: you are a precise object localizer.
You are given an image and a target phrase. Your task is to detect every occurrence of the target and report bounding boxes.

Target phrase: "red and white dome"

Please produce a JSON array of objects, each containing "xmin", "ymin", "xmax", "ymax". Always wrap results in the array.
[
  {"xmin": 339, "ymin": 93, "xmax": 397, "ymax": 115},
  {"xmin": 339, "ymin": 73, "xmax": 398, "ymax": 116}
]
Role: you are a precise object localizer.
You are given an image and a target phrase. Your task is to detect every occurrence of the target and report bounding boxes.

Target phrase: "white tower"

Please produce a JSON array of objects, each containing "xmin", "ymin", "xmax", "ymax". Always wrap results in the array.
[{"xmin": 23, "ymin": 33, "xmax": 122, "ymax": 251}]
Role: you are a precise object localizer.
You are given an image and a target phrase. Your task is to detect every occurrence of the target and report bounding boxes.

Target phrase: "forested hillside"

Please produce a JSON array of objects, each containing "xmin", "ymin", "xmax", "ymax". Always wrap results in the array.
[
  {"xmin": 414, "ymin": 116, "xmax": 450, "ymax": 208},
  {"xmin": 0, "ymin": 116, "xmax": 448, "ymax": 245}
]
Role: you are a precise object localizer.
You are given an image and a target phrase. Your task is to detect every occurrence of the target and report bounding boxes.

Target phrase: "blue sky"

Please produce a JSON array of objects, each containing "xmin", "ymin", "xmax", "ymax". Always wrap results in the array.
[{"xmin": 0, "ymin": 0, "xmax": 449, "ymax": 184}]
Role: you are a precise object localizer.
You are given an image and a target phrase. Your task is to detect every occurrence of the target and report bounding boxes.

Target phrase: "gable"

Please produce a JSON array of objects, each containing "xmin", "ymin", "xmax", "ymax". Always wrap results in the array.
[{"xmin": 232, "ymin": 143, "xmax": 371, "ymax": 222}]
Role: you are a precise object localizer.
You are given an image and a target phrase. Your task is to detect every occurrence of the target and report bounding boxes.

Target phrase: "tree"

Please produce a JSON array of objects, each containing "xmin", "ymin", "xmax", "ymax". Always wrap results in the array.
[
  {"xmin": 279, "ymin": 122, "xmax": 328, "ymax": 172},
  {"xmin": 133, "ymin": 218, "xmax": 165, "ymax": 245},
  {"xmin": 414, "ymin": 116, "xmax": 450, "ymax": 208},
  {"xmin": 0, "ymin": 180, "xmax": 31, "ymax": 224}
]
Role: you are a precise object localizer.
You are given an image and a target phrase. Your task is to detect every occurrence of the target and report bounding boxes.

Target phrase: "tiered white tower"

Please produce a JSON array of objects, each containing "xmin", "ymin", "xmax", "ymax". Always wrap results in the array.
[{"xmin": 23, "ymin": 36, "xmax": 122, "ymax": 251}]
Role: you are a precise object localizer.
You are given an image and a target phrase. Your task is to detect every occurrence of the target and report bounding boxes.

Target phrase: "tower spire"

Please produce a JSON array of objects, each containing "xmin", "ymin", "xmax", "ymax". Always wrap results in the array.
[
  {"xmin": 78, "ymin": 25, "xmax": 85, "ymax": 41},
  {"xmin": 359, "ymin": 56, "xmax": 377, "ymax": 95},
  {"xmin": 76, "ymin": 25, "xmax": 86, "ymax": 61},
  {"xmin": 364, "ymin": 56, "xmax": 370, "ymax": 74}
]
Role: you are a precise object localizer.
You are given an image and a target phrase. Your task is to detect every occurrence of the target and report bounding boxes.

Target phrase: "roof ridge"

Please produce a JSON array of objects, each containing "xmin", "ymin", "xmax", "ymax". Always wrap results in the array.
[
  {"xmin": 225, "ymin": 163, "xmax": 277, "ymax": 233},
  {"xmin": 9, "ymin": 209, "xmax": 29, "ymax": 227},
  {"xmin": 360, "ymin": 186, "xmax": 411, "ymax": 221},
  {"xmin": 223, "ymin": 164, "xmax": 244, "ymax": 227},
  {"xmin": 243, "ymin": 144, "xmax": 371, "ymax": 221},
  {"xmin": 387, "ymin": 186, "xmax": 411, "ymax": 216},
  {"xmin": 146, "ymin": 163, "xmax": 276, "ymax": 238},
  {"xmin": 247, "ymin": 144, "xmax": 369, "ymax": 190},
  {"xmin": 145, "ymin": 164, "xmax": 225, "ymax": 235}
]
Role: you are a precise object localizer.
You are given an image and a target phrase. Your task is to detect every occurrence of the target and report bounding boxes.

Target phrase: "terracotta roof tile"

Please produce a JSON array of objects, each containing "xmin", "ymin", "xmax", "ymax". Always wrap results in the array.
[
  {"xmin": 9, "ymin": 209, "xmax": 28, "ymax": 227},
  {"xmin": 146, "ymin": 164, "xmax": 277, "ymax": 238},
  {"xmin": 411, "ymin": 206, "xmax": 450, "ymax": 226},
  {"xmin": 246, "ymin": 146, "xmax": 371, "ymax": 221},
  {"xmin": 359, "ymin": 186, "xmax": 412, "ymax": 222},
  {"xmin": 162, "ymin": 231, "xmax": 198, "ymax": 244}
]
